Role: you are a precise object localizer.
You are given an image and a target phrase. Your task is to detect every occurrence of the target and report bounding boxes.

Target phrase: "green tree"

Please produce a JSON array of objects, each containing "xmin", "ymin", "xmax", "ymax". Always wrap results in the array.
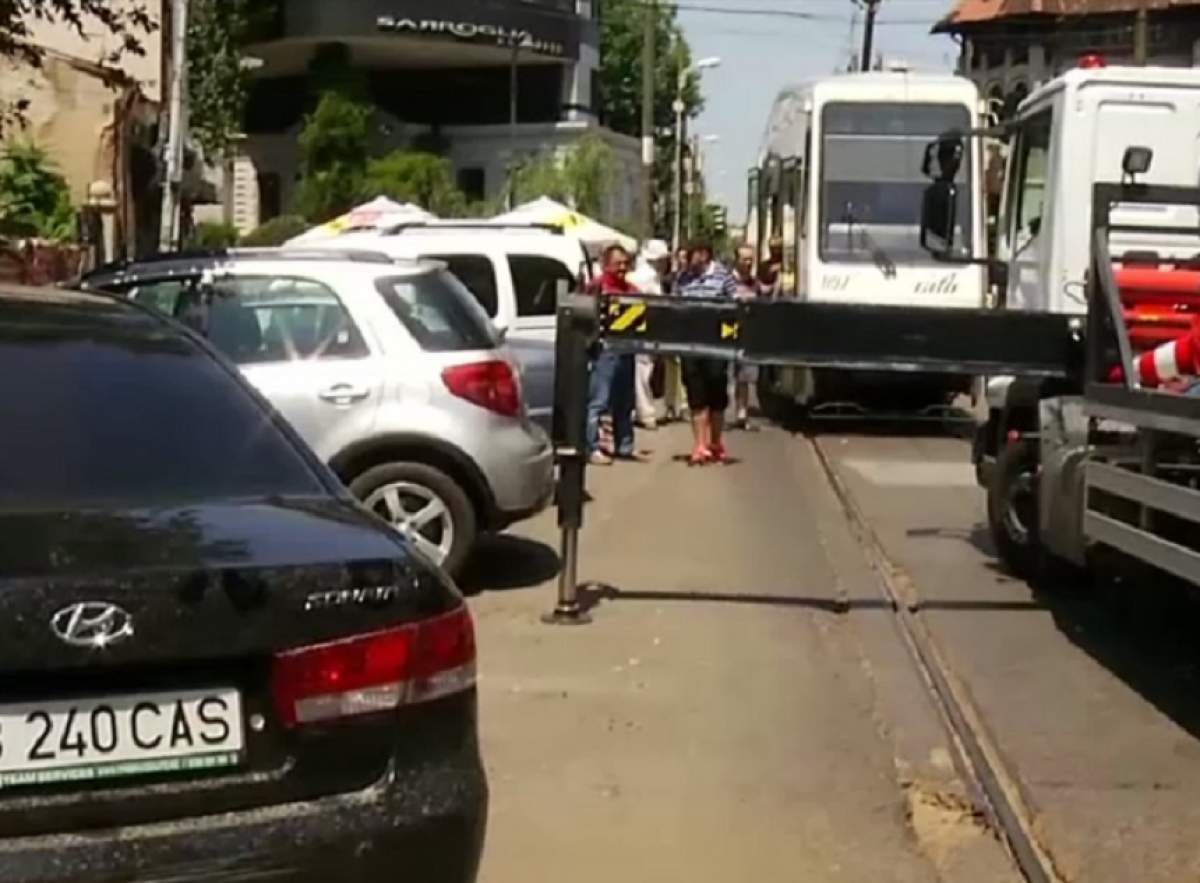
[
  {"xmin": 241, "ymin": 214, "xmax": 308, "ymax": 246},
  {"xmin": 0, "ymin": 142, "xmax": 75, "ymax": 240},
  {"xmin": 186, "ymin": 0, "xmax": 249, "ymax": 159},
  {"xmin": 0, "ymin": 1, "xmax": 156, "ymax": 133},
  {"xmin": 363, "ymin": 151, "xmax": 468, "ymax": 217},
  {"xmin": 509, "ymin": 133, "xmax": 617, "ymax": 222},
  {"xmin": 292, "ymin": 91, "xmax": 373, "ymax": 222},
  {"xmin": 562, "ymin": 132, "xmax": 616, "ymax": 219},
  {"xmin": 597, "ymin": 0, "xmax": 703, "ymax": 235},
  {"xmin": 596, "ymin": 0, "xmax": 702, "ymax": 137},
  {"xmin": 188, "ymin": 220, "xmax": 240, "ymax": 249}
]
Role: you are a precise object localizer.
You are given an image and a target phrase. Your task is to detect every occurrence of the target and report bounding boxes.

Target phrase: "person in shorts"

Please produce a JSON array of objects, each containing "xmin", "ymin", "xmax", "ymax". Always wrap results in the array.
[{"xmin": 675, "ymin": 240, "xmax": 737, "ymax": 464}]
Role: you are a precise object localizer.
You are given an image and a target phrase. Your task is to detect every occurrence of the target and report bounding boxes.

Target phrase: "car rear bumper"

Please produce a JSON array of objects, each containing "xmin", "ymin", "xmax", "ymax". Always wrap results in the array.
[
  {"xmin": 480, "ymin": 425, "xmax": 554, "ymax": 529},
  {"xmin": 0, "ymin": 752, "xmax": 487, "ymax": 883}
]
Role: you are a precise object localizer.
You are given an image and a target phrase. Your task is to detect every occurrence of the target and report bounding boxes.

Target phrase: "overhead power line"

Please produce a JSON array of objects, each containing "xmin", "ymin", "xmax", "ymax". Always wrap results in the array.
[{"xmin": 654, "ymin": 1, "xmax": 939, "ymax": 25}]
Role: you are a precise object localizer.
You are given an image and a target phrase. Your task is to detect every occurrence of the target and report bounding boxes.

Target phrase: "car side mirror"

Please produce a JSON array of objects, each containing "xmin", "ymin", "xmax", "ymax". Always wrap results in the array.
[
  {"xmin": 492, "ymin": 318, "xmax": 509, "ymax": 343},
  {"xmin": 919, "ymin": 180, "xmax": 959, "ymax": 257}
]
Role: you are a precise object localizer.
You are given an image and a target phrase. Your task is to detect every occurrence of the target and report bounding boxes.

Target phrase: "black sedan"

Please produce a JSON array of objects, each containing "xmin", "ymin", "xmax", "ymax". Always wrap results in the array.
[{"xmin": 0, "ymin": 285, "xmax": 486, "ymax": 882}]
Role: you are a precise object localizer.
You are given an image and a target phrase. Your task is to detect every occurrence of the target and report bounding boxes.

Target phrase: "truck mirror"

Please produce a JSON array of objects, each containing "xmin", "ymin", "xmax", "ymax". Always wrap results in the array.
[
  {"xmin": 921, "ymin": 132, "xmax": 964, "ymax": 181},
  {"xmin": 920, "ymin": 180, "xmax": 958, "ymax": 256},
  {"xmin": 1122, "ymin": 146, "xmax": 1153, "ymax": 178}
]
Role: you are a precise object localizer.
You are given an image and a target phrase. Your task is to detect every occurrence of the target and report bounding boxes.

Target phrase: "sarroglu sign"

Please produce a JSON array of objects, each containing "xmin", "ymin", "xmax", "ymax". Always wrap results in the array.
[{"xmin": 377, "ymin": 15, "xmax": 567, "ymax": 57}]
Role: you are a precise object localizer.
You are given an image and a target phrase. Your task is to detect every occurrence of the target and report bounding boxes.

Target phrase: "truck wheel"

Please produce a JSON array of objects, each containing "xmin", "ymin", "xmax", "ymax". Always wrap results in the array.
[{"xmin": 987, "ymin": 438, "xmax": 1040, "ymax": 578}]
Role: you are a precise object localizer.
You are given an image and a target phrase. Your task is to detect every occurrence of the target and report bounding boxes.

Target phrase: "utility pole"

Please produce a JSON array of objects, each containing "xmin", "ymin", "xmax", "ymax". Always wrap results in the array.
[
  {"xmin": 640, "ymin": 0, "xmax": 655, "ymax": 241},
  {"xmin": 860, "ymin": 0, "xmax": 880, "ymax": 72},
  {"xmin": 159, "ymin": 0, "xmax": 189, "ymax": 251},
  {"xmin": 1133, "ymin": 6, "xmax": 1148, "ymax": 65},
  {"xmin": 508, "ymin": 36, "xmax": 521, "ymax": 210},
  {"xmin": 672, "ymin": 78, "xmax": 686, "ymax": 254}
]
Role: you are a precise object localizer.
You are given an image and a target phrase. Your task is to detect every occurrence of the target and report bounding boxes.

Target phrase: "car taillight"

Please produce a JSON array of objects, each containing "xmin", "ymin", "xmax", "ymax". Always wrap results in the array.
[
  {"xmin": 442, "ymin": 360, "xmax": 520, "ymax": 417},
  {"xmin": 270, "ymin": 605, "xmax": 476, "ymax": 728}
]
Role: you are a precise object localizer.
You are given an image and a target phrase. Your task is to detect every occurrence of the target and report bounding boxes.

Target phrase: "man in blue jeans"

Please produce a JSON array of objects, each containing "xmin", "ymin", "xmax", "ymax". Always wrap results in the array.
[{"xmin": 587, "ymin": 245, "xmax": 646, "ymax": 465}]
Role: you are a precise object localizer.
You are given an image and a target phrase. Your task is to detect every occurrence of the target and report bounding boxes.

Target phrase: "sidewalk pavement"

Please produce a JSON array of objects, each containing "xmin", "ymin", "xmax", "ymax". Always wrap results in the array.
[{"xmin": 462, "ymin": 424, "xmax": 1015, "ymax": 883}]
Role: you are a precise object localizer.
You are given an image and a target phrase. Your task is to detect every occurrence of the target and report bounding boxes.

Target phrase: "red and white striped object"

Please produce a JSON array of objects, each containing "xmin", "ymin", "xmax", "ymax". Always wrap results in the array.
[{"xmin": 1133, "ymin": 314, "xmax": 1200, "ymax": 387}]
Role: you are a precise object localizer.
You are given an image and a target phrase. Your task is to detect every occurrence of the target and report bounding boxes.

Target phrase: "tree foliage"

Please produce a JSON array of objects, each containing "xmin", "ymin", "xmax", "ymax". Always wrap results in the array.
[
  {"xmin": 186, "ymin": 0, "xmax": 249, "ymax": 159},
  {"xmin": 188, "ymin": 220, "xmax": 239, "ymax": 249},
  {"xmin": 0, "ymin": 1, "xmax": 156, "ymax": 133},
  {"xmin": 0, "ymin": 142, "xmax": 75, "ymax": 240},
  {"xmin": 241, "ymin": 214, "xmax": 308, "ymax": 246},
  {"xmin": 597, "ymin": 0, "xmax": 703, "ymax": 235},
  {"xmin": 509, "ymin": 133, "xmax": 616, "ymax": 222},
  {"xmin": 292, "ymin": 91, "xmax": 373, "ymax": 222},
  {"xmin": 597, "ymin": 0, "xmax": 702, "ymax": 137},
  {"xmin": 364, "ymin": 151, "xmax": 467, "ymax": 217}
]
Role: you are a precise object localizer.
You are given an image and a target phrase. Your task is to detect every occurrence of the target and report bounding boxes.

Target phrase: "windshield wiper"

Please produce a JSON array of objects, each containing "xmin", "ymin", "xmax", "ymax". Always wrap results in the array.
[{"xmin": 842, "ymin": 204, "xmax": 897, "ymax": 280}]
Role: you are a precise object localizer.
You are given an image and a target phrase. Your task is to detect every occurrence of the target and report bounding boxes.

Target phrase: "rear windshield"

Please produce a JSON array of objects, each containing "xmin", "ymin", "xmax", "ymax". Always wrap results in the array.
[
  {"xmin": 375, "ymin": 269, "xmax": 499, "ymax": 352},
  {"xmin": 0, "ymin": 318, "xmax": 326, "ymax": 508}
]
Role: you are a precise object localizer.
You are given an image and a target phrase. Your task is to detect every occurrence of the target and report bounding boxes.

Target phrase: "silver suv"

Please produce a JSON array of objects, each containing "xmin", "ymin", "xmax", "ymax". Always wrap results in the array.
[{"xmin": 83, "ymin": 250, "xmax": 554, "ymax": 576}]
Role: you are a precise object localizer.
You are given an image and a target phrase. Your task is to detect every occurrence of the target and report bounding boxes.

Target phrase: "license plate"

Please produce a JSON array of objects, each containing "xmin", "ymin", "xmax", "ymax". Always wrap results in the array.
[{"xmin": 0, "ymin": 688, "xmax": 243, "ymax": 789}]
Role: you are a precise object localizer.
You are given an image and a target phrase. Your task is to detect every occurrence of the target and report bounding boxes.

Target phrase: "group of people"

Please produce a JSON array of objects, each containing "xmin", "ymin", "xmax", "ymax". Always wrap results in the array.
[{"xmin": 586, "ymin": 237, "xmax": 782, "ymax": 467}]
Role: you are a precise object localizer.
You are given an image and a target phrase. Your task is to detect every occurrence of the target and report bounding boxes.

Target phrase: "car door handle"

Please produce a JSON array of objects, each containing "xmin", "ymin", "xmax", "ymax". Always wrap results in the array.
[{"xmin": 318, "ymin": 383, "xmax": 370, "ymax": 405}]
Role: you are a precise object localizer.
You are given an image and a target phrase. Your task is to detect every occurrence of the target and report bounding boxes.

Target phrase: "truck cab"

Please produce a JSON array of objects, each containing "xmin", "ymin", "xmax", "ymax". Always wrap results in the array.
[{"xmin": 972, "ymin": 64, "xmax": 1200, "ymax": 577}]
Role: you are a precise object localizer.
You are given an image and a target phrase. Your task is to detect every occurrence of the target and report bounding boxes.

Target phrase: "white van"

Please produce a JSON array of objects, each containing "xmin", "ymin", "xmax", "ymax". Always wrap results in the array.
[{"xmin": 305, "ymin": 221, "xmax": 593, "ymax": 426}]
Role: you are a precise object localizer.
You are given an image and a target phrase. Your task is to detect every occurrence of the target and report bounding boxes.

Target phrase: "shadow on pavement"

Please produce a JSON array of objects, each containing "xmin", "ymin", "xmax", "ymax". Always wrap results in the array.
[
  {"xmin": 905, "ymin": 518, "xmax": 1200, "ymax": 738},
  {"xmin": 459, "ymin": 534, "xmax": 561, "ymax": 596},
  {"xmin": 906, "ymin": 523, "xmax": 996, "ymax": 559},
  {"xmin": 577, "ymin": 583, "xmax": 887, "ymax": 614},
  {"xmin": 911, "ymin": 520, "xmax": 1200, "ymax": 741},
  {"xmin": 1044, "ymin": 574, "xmax": 1200, "ymax": 741},
  {"xmin": 766, "ymin": 407, "xmax": 976, "ymax": 441}
]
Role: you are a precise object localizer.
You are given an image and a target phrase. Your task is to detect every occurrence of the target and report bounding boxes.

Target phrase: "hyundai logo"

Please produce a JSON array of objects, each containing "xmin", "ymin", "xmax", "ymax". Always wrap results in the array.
[{"xmin": 50, "ymin": 603, "xmax": 134, "ymax": 649}]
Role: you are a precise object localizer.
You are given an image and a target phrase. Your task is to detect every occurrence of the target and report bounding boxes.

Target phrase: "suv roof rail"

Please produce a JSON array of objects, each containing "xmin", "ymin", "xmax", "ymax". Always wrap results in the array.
[
  {"xmin": 231, "ymin": 248, "xmax": 397, "ymax": 263},
  {"xmin": 87, "ymin": 247, "xmax": 397, "ymax": 277},
  {"xmin": 378, "ymin": 220, "xmax": 565, "ymax": 236}
]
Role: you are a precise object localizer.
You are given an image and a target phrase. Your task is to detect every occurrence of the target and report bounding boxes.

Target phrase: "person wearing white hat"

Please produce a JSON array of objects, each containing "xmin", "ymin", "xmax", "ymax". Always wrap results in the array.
[{"xmin": 629, "ymin": 239, "xmax": 673, "ymax": 429}]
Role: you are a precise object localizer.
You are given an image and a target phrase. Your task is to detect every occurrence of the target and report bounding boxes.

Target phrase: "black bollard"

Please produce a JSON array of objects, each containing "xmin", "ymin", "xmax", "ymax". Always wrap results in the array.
[{"xmin": 543, "ymin": 290, "xmax": 599, "ymax": 625}]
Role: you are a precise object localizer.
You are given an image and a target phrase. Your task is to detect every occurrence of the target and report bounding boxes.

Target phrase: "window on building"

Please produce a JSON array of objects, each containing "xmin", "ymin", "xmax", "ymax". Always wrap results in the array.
[
  {"xmin": 258, "ymin": 173, "xmax": 281, "ymax": 222},
  {"xmin": 457, "ymin": 168, "xmax": 486, "ymax": 202},
  {"xmin": 422, "ymin": 254, "xmax": 499, "ymax": 317}
]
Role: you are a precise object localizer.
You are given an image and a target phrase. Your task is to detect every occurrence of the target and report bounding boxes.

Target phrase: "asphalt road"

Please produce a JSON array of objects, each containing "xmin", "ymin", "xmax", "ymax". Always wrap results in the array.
[
  {"xmin": 819, "ymin": 423, "xmax": 1200, "ymax": 883},
  {"xmin": 464, "ymin": 422, "xmax": 1017, "ymax": 883}
]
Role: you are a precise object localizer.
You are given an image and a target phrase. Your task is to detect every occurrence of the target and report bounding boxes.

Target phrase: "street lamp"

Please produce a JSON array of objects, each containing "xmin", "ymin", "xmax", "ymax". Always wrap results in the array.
[
  {"xmin": 685, "ymin": 135, "xmax": 719, "ymax": 239},
  {"xmin": 673, "ymin": 57, "xmax": 721, "ymax": 253}
]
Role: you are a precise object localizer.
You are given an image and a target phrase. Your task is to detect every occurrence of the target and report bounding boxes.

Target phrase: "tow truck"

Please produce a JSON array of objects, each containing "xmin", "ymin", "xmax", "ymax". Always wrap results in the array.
[{"xmin": 920, "ymin": 62, "xmax": 1200, "ymax": 587}]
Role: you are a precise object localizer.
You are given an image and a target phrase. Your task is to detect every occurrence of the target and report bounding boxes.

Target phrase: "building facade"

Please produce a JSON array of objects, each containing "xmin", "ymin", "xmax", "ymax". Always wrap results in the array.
[
  {"xmin": 237, "ymin": 0, "xmax": 639, "ymax": 231},
  {"xmin": 0, "ymin": 0, "xmax": 168, "ymax": 256},
  {"xmin": 935, "ymin": 0, "xmax": 1200, "ymax": 119}
]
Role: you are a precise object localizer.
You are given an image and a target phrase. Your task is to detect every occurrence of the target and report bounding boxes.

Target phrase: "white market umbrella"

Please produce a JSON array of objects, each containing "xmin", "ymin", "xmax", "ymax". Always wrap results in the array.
[
  {"xmin": 286, "ymin": 196, "xmax": 435, "ymax": 244},
  {"xmin": 494, "ymin": 197, "xmax": 636, "ymax": 255}
]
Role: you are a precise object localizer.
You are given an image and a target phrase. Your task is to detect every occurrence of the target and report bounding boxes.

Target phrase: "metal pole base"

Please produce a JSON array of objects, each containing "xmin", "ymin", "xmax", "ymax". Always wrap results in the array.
[
  {"xmin": 541, "ymin": 603, "xmax": 592, "ymax": 626},
  {"xmin": 542, "ymin": 526, "xmax": 591, "ymax": 625}
]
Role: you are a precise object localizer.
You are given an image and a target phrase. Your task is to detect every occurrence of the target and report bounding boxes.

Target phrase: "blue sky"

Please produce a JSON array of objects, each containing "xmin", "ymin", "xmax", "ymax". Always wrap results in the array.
[{"xmin": 675, "ymin": 0, "xmax": 960, "ymax": 221}]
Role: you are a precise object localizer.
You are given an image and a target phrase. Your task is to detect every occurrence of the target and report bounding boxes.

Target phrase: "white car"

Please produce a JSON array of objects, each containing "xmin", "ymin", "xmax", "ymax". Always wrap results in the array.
[
  {"xmin": 315, "ymin": 222, "xmax": 593, "ymax": 427},
  {"xmin": 84, "ymin": 250, "xmax": 555, "ymax": 577}
]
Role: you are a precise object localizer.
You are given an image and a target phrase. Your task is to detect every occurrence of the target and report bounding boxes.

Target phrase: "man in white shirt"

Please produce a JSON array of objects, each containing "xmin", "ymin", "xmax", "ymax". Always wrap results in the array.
[{"xmin": 629, "ymin": 239, "xmax": 672, "ymax": 429}]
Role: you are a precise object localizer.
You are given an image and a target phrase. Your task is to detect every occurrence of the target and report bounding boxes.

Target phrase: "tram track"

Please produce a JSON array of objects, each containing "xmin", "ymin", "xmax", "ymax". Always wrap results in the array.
[{"xmin": 809, "ymin": 432, "xmax": 1065, "ymax": 883}]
